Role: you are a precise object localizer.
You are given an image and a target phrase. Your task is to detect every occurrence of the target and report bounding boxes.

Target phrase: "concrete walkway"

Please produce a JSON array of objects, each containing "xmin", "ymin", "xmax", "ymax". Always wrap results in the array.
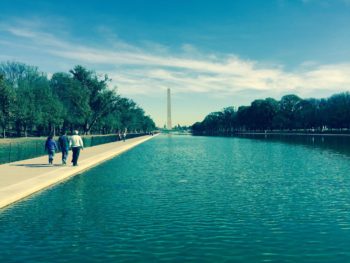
[{"xmin": 0, "ymin": 134, "xmax": 157, "ymax": 209}]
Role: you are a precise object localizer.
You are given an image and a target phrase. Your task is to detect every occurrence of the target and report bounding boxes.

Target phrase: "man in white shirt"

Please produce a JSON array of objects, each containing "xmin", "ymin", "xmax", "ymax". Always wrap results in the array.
[{"xmin": 69, "ymin": 130, "xmax": 84, "ymax": 166}]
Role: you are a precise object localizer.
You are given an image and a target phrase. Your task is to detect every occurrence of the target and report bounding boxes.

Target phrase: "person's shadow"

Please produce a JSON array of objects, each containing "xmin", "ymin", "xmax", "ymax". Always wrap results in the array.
[{"xmin": 11, "ymin": 164, "xmax": 63, "ymax": 168}]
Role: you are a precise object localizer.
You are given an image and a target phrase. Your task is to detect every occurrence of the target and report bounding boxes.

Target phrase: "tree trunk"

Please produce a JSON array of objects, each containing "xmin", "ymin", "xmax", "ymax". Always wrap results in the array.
[
  {"xmin": 84, "ymin": 121, "xmax": 89, "ymax": 135},
  {"xmin": 16, "ymin": 121, "xmax": 21, "ymax": 137}
]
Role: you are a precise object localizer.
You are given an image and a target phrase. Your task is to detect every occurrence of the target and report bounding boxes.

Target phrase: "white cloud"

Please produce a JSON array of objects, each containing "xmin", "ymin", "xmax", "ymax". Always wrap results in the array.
[
  {"xmin": 301, "ymin": 0, "xmax": 350, "ymax": 5},
  {"xmin": 1, "ymin": 19, "xmax": 350, "ymax": 101},
  {"xmin": 181, "ymin": 43, "xmax": 199, "ymax": 55}
]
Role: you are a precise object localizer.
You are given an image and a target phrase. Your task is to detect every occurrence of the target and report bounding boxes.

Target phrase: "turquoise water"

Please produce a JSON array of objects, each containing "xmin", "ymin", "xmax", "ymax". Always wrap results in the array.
[{"xmin": 1, "ymin": 135, "xmax": 350, "ymax": 262}]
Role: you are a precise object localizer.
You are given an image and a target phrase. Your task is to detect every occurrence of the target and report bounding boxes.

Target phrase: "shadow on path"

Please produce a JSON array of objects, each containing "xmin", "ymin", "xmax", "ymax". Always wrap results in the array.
[{"xmin": 11, "ymin": 164, "xmax": 63, "ymax": 168}]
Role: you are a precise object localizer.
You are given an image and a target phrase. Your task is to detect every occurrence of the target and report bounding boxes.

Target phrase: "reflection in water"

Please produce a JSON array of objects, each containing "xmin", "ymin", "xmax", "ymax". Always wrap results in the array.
[
  {"xmin": 235, "ymin": 133, "xmax": 350, "ymax": 157},
  {"xmin": 1, "ymin": 135, "xmax": 350, "ymax": 262}
]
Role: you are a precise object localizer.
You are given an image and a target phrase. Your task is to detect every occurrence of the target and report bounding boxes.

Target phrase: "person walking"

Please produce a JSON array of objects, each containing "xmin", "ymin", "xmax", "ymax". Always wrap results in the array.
[
  {"xmin": 69, "ymin": 130, "xmax": 84, "ymax": 166},
  {"xmin": 123, "ymin": 128, "xmax": 127, "ymax": 142},
  {"xmin": 58, "ymin": 131, "xmax": 69, "ymax": 165},
  {"xmin": 45, "ymin": 135, "xmax": 58, "ymax": 165}
]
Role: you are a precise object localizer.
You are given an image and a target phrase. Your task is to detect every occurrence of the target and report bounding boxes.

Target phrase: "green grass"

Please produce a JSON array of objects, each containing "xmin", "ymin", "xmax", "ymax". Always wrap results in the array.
[
  {"xmin": 0, "ymin": 134, "xmax": 119, "ymax": 144},
  {"xmin": 0, "ymin": 134, "xmax": 126, "ymax": 164}
]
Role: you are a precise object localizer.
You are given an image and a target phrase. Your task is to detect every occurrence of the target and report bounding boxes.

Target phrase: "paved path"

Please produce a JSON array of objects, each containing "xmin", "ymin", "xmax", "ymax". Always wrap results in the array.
[{"xmin": 0, "ymin": 135, "xmax": 157, "ymax": 209}]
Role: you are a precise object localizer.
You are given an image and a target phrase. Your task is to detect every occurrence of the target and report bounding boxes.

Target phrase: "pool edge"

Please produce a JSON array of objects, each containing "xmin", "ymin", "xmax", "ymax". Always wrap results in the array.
[{"xmin": 0, "ymin": 135, "xmax": 158, "ymax": 210}]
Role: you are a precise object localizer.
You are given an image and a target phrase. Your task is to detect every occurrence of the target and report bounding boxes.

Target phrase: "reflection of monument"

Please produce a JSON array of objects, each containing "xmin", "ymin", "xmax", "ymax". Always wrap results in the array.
[{"xmin": 167, "ymin": 88, "xmax": 172, "ymax": 130}]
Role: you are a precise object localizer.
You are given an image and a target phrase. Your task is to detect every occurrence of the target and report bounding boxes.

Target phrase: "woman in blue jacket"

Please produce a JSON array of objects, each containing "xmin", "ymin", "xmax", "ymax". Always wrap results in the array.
[{"xmin": 45, "ymin": 135, "xmax": 58, "ymax": 165}]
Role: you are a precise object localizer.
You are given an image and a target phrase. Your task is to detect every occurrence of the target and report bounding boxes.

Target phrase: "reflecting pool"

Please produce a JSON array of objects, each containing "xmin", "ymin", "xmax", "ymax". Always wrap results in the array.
[{"xmin": 1, "ymin": 135, "xmax": 350, "ymax": 262}]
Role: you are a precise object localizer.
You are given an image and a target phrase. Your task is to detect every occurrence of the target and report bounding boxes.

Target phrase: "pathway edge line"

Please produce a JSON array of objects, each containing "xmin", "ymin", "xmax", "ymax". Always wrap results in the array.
[{"xmin": 0, "ymin": 135, "xmax": 157, "ymax": 210}]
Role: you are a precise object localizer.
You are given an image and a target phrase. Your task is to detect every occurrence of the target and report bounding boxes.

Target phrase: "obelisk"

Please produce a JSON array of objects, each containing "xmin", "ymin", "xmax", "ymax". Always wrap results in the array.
[{"xmin": 167, "ymin": 88, "xmax": 172, "ymax": 130}]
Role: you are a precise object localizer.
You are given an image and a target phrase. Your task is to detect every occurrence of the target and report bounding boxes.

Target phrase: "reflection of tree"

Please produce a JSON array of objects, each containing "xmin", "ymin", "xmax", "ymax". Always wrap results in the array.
[{"xmin": 237, "ymin": 133, "xmax": 350, "ymax": 159}]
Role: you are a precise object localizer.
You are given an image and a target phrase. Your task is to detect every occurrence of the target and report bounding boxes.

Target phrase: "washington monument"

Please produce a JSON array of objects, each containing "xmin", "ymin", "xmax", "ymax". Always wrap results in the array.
[{"xmin": 167, "ymin": 88, "xmax": 172, "ymax": 130}]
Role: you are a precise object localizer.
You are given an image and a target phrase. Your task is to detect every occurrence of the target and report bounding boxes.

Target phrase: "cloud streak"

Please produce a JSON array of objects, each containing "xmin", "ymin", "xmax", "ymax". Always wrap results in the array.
[{"xmin": 1, "ymin": 19, "xmax": 350, "ymax": 102}]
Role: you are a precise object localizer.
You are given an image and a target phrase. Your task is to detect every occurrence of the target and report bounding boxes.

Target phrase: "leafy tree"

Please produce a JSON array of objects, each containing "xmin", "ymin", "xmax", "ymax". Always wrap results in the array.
[
  {"xmin": 191, "ymin": 93, "xmax": 350, "ymax": 135},
  {"xmin": 0, "ymin": 61, "xmax": 157, "ymax": 137},
  {"xmin": 0, "ymin": 62, "xmax": 58, "ymax": 136},
  {"xmin": 236, "ymin": 106, "xmax": 250, "ymax": 130},
  {"xmin": 50, "ymin": 72, "xmax": 90, "ymax": 132},
  {"xmin": 0, "ymin": 74, "xmax": 14, "ymax": 137},
  {"xmin": 142, "ymin": 115, "xmax": 156, "ymax": 132},
  {"xmin": 36, "ymin": 78, "xmax": 63, "ymax": 136},
  {"xmin": 13, "ymin": 80, "xmax": 36, "ymax": 136},
  {"xmin": 69, "ymin": 65, "xmax": 119, "ymax": 134},
  {"xmin": 326, "ymin": 92, "xmax": 350, "ymax": 129},
  {"xmin": 202, "ymin": 111, "xmax": 224, "ymax": 134},
  {"xmin": 294, "ymin": 99, "xmax": 320, "ymax": 130},
  {"xmin": 192, "ymin": 122, "xmax": 203, "ymax": 133},
  {"xmin": 262, "ymin": 98, "xmax": 279, "ymax": 130},
  {"xmin": 0, "ymin": 61, "xmax": 40, "ymax": 88},
  {"xmin": 279, "ymin": 94, "xmax": 302, "ymax": 130},
  {"xmin": 249, "ymin": 99, "xmax": 278, "ymax": 130},
  {"xmin": 222, "ymin": 107, "xmax": 236, "ymax": 133}
]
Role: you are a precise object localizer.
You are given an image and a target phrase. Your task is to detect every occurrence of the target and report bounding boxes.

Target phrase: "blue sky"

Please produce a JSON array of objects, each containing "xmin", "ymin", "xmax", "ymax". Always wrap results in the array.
[{"xmin": 1, "ymin": 0, "xmax": 350, "ymax": 126}]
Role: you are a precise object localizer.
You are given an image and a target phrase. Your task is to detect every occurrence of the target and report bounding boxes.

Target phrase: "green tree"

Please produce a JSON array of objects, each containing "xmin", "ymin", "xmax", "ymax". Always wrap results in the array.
[
  {"xmin": 1, "ymin": 61, "xmax": 157, "ymax": 137},
  {"xmin": 279, "ymin": 94, "xmax": 302, "ymax": 130},
  {"xmin": 36, "ymin": 78, "xmax": 63, "ymax": 136},
  {"xmin": 222, "ymin": 107, "xmax": 236, "ymax": 133},
  {"xmin": 0, "ymin": 62, "xmax": 53, "ymax": 136},
  {"xmin": 0, "ymin": 61, "xmax": 38, "ymax": 88},
  {"xmin": 326, "ymin": 92, "xmax": 350, "ymax": 129},
  {"xmin": 202, "ymin": 111, "xmax": 224, "ymax": 134},
  {"xmin": 236, "ymin": 106, "xmax": 251, "ymax": 130},
  {"xmin": 70, "ymin": 65, "xmax": 118, "ymax": 134},
  {"xmin": 294, "ymin": 99, "xmax": 321, "ymax": 130},
  {"xmin": 51, "ymin": 72, "xmax": 90, "ymax": 132},
  {"xmin": 0, "ymin": 74, "xmax": 14, "ymax": 137},
  {"xmin": 249, "ymin": 99, "xmax": 278, "ymax": 130}
]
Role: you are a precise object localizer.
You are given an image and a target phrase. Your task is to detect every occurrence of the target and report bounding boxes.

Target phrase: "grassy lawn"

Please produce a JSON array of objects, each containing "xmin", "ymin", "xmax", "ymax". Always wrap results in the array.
[
  {"xmin": 0, "ymin": 137, "xmax": 47, "ymax": 144},
  {"xmin": 0, "ymin": 134, "xmax": 119, "ymax": 144}
]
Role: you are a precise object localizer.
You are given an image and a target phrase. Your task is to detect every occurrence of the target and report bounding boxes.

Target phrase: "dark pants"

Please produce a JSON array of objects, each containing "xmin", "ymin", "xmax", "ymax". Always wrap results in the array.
[
  {"xmin": 48, "ymin": 150, "xmax": 55, "ymax": 164},
  {"xmin": 61, "ymin": 149, "xmax": 69, "ymax": 164},
  {"xmin": 72, "ymin": 147, "xmax": 81, "ymax": 166}
]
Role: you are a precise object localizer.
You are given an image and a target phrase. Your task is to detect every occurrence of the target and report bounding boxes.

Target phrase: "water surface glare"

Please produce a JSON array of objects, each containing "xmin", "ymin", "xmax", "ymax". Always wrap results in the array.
[{"xmin": 1, "ymin": 135, "xmax": 350, "ymax": 262}]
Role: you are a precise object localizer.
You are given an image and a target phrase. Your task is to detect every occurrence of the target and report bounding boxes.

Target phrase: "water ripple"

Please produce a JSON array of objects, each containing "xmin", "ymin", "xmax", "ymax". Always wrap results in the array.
[{"xmin": 1, "ymin": 135, "xmax": 350, "ymax": 262}]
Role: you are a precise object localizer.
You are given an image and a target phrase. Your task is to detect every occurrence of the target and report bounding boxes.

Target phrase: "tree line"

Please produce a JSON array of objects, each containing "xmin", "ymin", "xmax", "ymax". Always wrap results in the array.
[
  {"xmin": 192, "ymin": 93, "xmax": 350, "ymax": 135},
  {"xmin": 0, "ymin": 61, "xmax": 156, "ymax": 137}
]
